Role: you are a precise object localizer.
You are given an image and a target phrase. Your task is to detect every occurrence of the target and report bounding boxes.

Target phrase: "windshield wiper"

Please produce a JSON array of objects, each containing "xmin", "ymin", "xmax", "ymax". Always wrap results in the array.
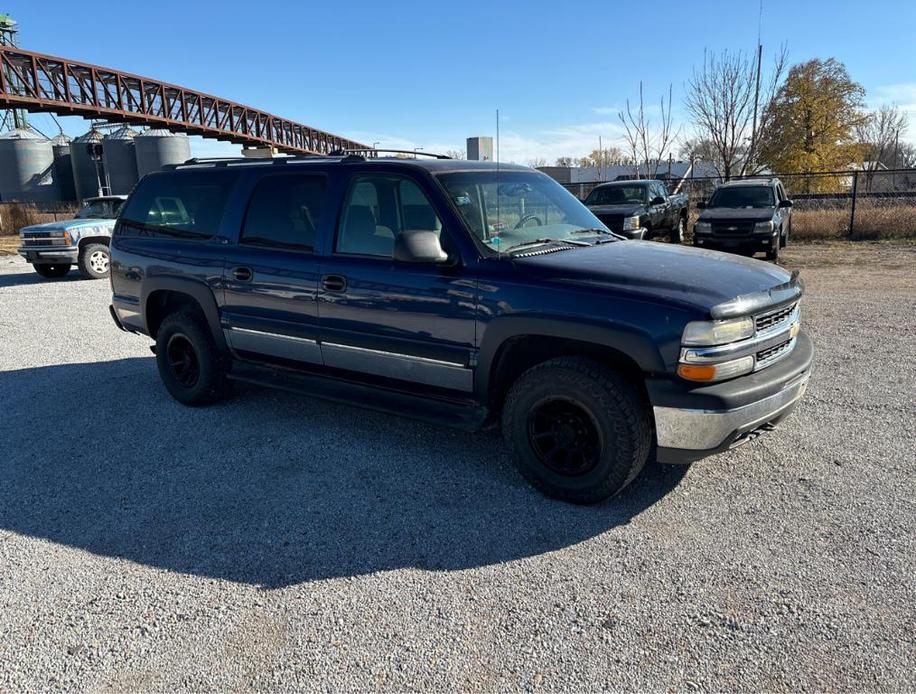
[
  {"xmin": 570, "ymin": 227, "xmax": 613, "ymax": 235},
  {"xmin": 504, "ymin": 238, "xmax": 590, "ymax": 253}
]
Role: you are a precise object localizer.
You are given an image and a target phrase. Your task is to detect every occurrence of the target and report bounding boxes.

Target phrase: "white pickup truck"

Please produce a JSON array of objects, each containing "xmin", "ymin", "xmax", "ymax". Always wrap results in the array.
[{"xmin": 17, "ymin": 195, "xmax": 126, "ymax": 279}]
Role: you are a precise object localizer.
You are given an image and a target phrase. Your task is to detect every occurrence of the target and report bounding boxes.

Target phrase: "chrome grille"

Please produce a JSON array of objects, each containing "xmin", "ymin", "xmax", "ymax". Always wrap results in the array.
[
  {"xmin": 20, "ymin": 232, "xmax": 68, "ymax": 248},
  {"xmin": 756, "ymin": 338, "xmax": 794, "ymax": 368},
  {"xmin": 755, "ymin": 303, "xmax": 796, "ymax": 333}
]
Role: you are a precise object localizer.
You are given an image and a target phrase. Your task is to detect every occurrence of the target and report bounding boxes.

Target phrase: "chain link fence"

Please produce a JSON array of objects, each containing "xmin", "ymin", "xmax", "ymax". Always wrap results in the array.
[
  {"xmin": 0, "ymin": 202, "xmax": 78, "ymax": 236},
  {"xmin": 562, "ymin": 168, "xmax": 916, "ymax": 241}
]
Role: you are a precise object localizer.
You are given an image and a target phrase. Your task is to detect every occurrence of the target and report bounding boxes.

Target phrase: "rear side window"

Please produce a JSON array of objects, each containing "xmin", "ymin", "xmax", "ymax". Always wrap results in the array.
[
  {"xmin": 241, "ymin": 174, "xmax": 326, "ymax": 251},
  {"xmin": 118, "ymin": 171, "xmax": 238, "ymax": 239}
]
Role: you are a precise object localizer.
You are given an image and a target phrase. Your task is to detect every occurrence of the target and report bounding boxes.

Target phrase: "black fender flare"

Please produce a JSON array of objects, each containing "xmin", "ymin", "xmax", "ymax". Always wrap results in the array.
[
  {"xmin": 140, "ymin": 276, "xmax": 227, "ymax": 350},
  {"xmin": 474, "ymin": 315, "xmax": 666, "ymax": 400}
]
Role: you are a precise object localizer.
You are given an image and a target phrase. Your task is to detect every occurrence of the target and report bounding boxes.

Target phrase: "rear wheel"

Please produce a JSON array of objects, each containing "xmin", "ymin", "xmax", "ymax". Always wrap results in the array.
[
  {"xmin": 77, "ymin": 243, "xmax": 110, "ymax": 279},
  {"xmin": 155, "ymin": 310, "xmax": 231, "ymax": 406},
  {"xmin": 33, "ymin": 263, "xmax": 70, "ymax": 278},
  {"xmin": 670, "ymin": 216, "xmax": 686, "ymax": 244},
  {"xmin": 502, "ymin": 357, "xmax": 651, "ymax": 504}
]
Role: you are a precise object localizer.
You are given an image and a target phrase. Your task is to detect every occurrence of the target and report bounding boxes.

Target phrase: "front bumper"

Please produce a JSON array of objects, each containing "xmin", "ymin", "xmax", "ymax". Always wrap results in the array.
[
  {"xmin": 18, "ymin": 246, "xmax": 79, "ymax": 264},
  {"xmin": 649, "ymin": 331, "xmax": 814, "ymax": 463},
  {"xmin": 694, "ymin": 232, "xmax": 776, "ymax": 251}
]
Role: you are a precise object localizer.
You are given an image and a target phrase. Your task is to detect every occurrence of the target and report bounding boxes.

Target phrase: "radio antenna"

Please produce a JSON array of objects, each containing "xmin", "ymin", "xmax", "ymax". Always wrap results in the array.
[{"xmin": 496, "ymin": 108, "xmax": 501, "ymax": 257}]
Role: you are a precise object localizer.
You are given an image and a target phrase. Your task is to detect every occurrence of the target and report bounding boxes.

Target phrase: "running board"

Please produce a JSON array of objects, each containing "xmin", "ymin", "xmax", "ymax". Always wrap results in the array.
[{"xmin": 228, "ymin": 362, "xmax": 488, "ymax": 432}]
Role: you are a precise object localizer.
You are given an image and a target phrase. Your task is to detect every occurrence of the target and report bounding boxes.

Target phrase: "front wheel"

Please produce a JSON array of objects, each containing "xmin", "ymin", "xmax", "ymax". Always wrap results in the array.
[
  {"xmin": 670, "ymin": 216, "xmax": 686, "ymax": 244},
  {"xmin": 77, "ymin": 243, "xmax": 110, "ymax": 279},
  {"xmin": 33, "ymin": 263, "xmax": 71, "ymax": 278},
  {"xmin": 501, "ymin": 357, "xmax": 651, "ymax": 504},
  {"xmin": 766, "ymin": 240, "xmax": 780, "ymax": 262}
]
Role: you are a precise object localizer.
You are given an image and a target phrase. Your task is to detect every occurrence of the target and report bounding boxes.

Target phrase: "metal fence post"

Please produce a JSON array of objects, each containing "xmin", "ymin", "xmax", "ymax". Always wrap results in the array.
[{"xmin": 849, "ymin": 170, "xmax": 859, "ymax": 237}]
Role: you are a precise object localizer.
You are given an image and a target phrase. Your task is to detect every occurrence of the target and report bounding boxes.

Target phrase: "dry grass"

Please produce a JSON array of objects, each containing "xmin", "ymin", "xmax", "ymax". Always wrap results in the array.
[
  {"xmin": 0, "ymin": 203, "xmax": 78, "ymax": 236},
  {"xmin": 688, "ymin": 202, "xmax": 916, "ymax": 242},
  {"xmin": 791, "ymin": 204, "xmax": 916, "ymax": 241}
]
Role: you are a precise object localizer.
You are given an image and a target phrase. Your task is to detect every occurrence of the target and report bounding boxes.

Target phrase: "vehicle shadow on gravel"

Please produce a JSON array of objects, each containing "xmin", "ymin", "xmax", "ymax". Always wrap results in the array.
[
  {"xmin": 0, "ymin": 358, "xmax": 688, "ymax": 589},
  {"xmin": 0, "ymin": 270, "xmax": 86, "ymax": 289}
]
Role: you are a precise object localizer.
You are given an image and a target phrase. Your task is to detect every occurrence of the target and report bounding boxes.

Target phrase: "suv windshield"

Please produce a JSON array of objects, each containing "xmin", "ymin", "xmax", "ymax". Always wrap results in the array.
[
  {"xmin": 584, "ymin": 185, "xmax": 647, "ymax": 205},
  {"xmin": 75, "ymin": 199, "xmax": 122, "ymax": 219},
  {"xmin": 709, "ymin": 186, "xmax": 774, "ymax": 208},
  {"xmin": 438, "ymin": 171, "xmax": 609, "ymax": 252}
]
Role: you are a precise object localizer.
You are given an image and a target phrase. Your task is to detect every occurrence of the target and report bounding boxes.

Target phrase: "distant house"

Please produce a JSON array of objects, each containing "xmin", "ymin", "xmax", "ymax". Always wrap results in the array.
[
  {"xmin": 844, "ymin": 161, "xmax": 893, "ymax": 191},
  {"xmin": 538, "ymin": 160, "xmax": 721, "ymax": 197}
]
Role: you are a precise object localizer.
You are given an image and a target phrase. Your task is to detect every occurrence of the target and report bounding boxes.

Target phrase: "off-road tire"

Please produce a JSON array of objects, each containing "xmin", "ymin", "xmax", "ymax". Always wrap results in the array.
[
  {"xmin": 766, "ymin": 241, "xmax": 779, "ymax": 262},
  {"xmin": 77, "ymin": 243, "xmax": 110, "ymax": 279},
  {"xmin": 670, "ymin": 216, "xmax": 686, "ymax": 244},
  {"xmin": 34, "ymin": 263, "xmax": 70, "ymax": 278},
  {"xmin": 155, "ymin": 310, "xmax": 231, "ymax": 406},
  {"xmin": 501, "ymin": 356, "xmax": 652, "ymax": 504}
]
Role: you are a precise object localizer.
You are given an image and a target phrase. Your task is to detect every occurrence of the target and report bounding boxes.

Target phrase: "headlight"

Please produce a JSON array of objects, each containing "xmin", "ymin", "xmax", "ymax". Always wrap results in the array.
[
  {"xmin": 682, "ymin": 316, "xmax": 755, "ymax": 346},
  {"xmin": 754, "ymin": 220, "xmax": 774, "ymax": 233},
  {"xmin": 622, "ymin": 215, "xmax": 641, "ymax": 231},
  {"xmin": 678, "ymin": 355, "xmax": 754, "ymax": 382},
  {"xmin": 695, "ymin": 221, "xmax": 711, "ymax": 233}
]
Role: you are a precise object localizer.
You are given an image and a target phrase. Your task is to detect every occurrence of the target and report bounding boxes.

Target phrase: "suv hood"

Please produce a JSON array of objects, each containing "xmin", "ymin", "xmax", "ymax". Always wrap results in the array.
[
  {"xmin": 20, "ymin": 218, "xmax": 114, "ymax": 233},
  {"xmin": 513, "ymin": 240, "xmax": 791, "ymax": 315},
  {"xmin": 699, "ymin": 207, "xmax": 775, "ymax": 221},
  {"xmin": 586, "ymin": 204, "xmax": 646, "ymax": 216}
]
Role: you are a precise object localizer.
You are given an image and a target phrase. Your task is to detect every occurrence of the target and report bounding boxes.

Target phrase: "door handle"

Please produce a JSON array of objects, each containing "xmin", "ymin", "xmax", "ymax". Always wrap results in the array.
[
  {"xmin": 232, "ymin": 266, "xmax": 253, "ymax": 282},
  {"xmin": 321, "ymin": 274, "xmax": 347, "ymax": 292}
]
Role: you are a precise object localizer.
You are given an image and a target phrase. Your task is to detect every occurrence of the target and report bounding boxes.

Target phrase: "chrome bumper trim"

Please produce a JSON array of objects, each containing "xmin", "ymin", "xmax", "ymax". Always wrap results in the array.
[{"xmin": 653, "ymin": 372, "xmax": 810, "ymax": 450}]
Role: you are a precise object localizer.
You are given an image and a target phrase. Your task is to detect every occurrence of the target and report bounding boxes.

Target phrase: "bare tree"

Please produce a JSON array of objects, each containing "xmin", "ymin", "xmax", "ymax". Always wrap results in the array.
[
  {"xmin": 527, "ymin": 157, "xmax": 548, "ymax": 168},
  {"xmin": 855, "ymin": 104, "xmax": 908, "ymax": 167},
  {"xmin": 618, "ymin": 82, "xmax": 678, "ymax": 179},
  {"xmin": 577, "ymin": 146, "xmax": 624, "ymax": 171},
  {"xmin": 684, "ymin": 45, "xmax": 787, "ymax": 179},
  {"xmin": 445, "ymin": 149, "xmax": 467, "ymax": 160},
  {"xmin": 555, "ymin": 156, "xmax": 575, "ymax": 167}
]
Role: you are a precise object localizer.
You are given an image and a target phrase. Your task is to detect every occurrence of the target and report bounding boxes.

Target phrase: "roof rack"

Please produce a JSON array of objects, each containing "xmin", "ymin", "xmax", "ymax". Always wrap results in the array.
[{"xmin": 329, "ymin": 148, "xmax": 452, "ymax": 160}]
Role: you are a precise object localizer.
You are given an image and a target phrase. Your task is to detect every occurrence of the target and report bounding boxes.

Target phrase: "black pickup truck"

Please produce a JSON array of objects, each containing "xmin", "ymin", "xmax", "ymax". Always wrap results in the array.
[
  {"xmin": 109, "ymin": 154, "xmax": 812, "ymax": 504},
  {"xmin": 584, "ymin": 179, "xmax": 689, "ymax": 243},
  {"xmin": 693, "ymin": 178, "xmax": 793, "ymax": 260}
]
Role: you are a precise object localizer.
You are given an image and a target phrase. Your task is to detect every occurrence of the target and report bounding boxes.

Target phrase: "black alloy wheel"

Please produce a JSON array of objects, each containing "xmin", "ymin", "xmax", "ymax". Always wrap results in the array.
[
  {"xmin": 166, "ymin": 334, "xmax": 200, "ymax": 388},
  {"xmin": 526, "ymin": 397, "xmax": 602, "ymax": 477}
]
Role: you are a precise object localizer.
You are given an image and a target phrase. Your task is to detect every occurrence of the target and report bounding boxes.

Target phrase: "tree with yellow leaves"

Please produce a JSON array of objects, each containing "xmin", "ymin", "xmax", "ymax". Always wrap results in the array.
[{"xmin": 758, "ymin": 59, "xmax": 866, "ymax": 190}]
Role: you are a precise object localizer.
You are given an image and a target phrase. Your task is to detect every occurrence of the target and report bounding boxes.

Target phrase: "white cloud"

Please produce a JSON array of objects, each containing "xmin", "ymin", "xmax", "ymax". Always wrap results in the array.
[
  {"xmin": 869, "ymin": 83, "xmax": 916, "ymax": 145},
  {"xmin": 350, "ymin": 121, "xmax": 635, "ymax": 165}
]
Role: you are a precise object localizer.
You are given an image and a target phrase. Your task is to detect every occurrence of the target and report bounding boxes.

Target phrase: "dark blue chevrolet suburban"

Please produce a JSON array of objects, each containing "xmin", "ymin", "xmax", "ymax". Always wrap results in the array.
[{"xmin": 109, "ymin": 154, "xmax": 813, "ymax": 504}]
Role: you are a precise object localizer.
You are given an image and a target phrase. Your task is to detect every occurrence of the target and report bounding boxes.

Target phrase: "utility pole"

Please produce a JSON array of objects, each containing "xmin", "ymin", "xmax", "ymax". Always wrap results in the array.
[{"xmin": 747, "ymin": 43, "xmax": 763, "ymax": 175}]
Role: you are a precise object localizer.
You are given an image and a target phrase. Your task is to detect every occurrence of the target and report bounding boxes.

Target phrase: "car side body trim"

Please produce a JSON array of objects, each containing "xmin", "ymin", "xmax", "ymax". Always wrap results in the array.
[{"xmin": 321, "ymin": 341, "xmax": 473, "ymax": 392}]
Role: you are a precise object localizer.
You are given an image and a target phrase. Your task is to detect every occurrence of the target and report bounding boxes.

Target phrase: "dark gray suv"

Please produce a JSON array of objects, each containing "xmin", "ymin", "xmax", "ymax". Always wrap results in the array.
[{"xmin": 693, "ymin": 178, "xmax": 793, "ymax": 261}]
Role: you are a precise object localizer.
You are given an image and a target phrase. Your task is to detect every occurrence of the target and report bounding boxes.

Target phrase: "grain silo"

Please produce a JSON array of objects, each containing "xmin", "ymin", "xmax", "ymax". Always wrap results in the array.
[
  {"xmin": 102, "ymin": 126, "xmax": 140, "ymax": 195},
  {"xmin": 0, "ymin": 128, "xmax": 57, "ymax": 203},
  {"xmin": 51, "ymin": 133, "xmax": 76, "ymax": 202},
  {"xmin": 70, "ymin": 129, "xmax": 106, "ymax": 201},
  {"xmin": 135, "ymin": 129, "xmax": 191, "ymax": 177}
]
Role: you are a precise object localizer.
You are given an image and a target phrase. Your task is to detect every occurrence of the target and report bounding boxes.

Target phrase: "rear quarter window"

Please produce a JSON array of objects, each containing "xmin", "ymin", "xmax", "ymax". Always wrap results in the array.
[{"xmin": 117, "ymin": 171, "xmax": 239, "ymax": 240}]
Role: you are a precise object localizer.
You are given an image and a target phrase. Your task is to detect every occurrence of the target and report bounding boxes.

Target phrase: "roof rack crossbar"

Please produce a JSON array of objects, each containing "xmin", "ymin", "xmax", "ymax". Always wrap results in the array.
[{"xmin": 330, "ymin": 148, "xmax": 452, "ymax": 160}]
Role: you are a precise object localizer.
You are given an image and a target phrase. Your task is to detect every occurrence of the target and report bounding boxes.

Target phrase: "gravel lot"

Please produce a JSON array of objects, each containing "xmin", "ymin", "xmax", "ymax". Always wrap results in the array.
[{"xmin": 1, "ymin": 243, "xmax": 914, "ymax": 691}]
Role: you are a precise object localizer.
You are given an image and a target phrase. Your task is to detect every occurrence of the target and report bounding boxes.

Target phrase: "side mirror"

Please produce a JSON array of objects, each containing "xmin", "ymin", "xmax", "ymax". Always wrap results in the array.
[
  {"xmin": 697, "ymin": 200, "xmax": 707, "ymax": 210},
  {"xmin": 650, "ymin": 196, "xmax": 666, "ymax": 205},
  {"xmin": 778, "ymin": 199, "xmax": 793, "ymax": 208},
  {"xmin": 394, "ymin": 230, "xmax": 449, "ymax": 263}
]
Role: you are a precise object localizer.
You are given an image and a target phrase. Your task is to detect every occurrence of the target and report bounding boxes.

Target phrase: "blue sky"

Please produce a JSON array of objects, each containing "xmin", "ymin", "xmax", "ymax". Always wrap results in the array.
[{"xmin": 5, "ymin": 0, "xmax": 916, "ymax": 161}]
